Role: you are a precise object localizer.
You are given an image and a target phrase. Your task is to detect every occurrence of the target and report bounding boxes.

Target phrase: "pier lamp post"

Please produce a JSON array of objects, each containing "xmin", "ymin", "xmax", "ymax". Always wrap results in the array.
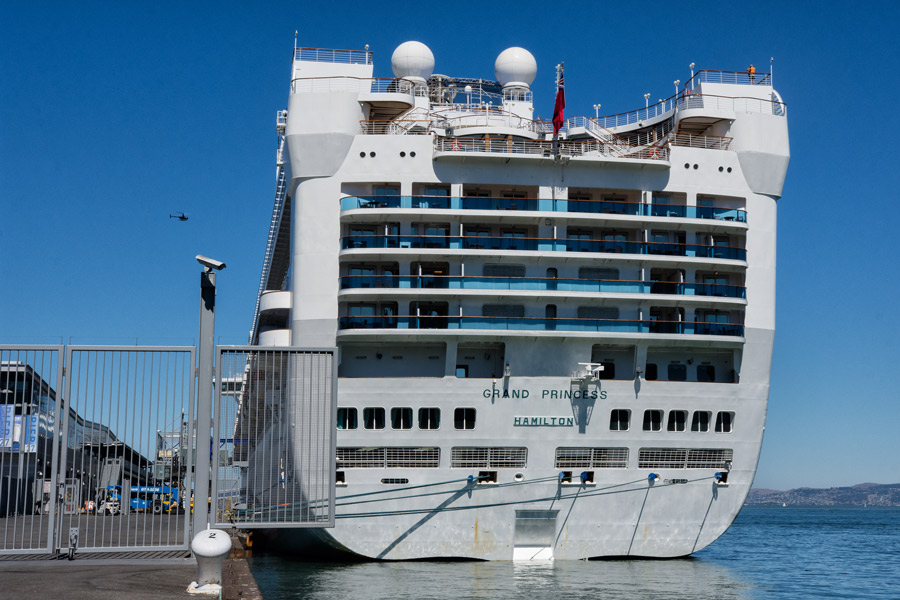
[
  {"xmin": 195, "ymin": 254, "xmax": 226, "ymax": 536},
  {"xmin": 593, "ymin": 104, "xmax": 601, "ymax": 119},
  {"xmin": 644, "ymin": 93, "xmax": 650, "ymax": 108}
]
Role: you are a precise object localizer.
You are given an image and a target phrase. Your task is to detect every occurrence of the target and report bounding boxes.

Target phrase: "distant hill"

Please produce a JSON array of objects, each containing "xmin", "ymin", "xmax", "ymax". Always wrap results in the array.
[{"xmin": 746, "ymin": 483, "xmax": 900, "ymax": 506}]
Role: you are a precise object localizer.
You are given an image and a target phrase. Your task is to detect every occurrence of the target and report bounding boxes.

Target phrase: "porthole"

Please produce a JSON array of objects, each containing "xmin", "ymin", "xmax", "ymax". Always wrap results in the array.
[
  {"xmin": 684, "ymin": 163, "xmax": 690, "ymax": 169},
  {"xmin": 359, "ymin": 152, "xmax": 366, "ymax": 158},
  {"xmin": 369, "ymin": 151, "xmax": 376, "ymax": 157},
  {"xmin": 514, "ymin": 473, "xmax": 525, "ymax": 482},
  {"xmin": 727, "ymin": 167, "xmax": 732, "ymax": 173},
  {"xmin": 400, "ymin": 151, "xmax": 406, "ymax": 157},
  {"xmin": 718, "ymin": 166, "xmax": 724, "ymax": 172},
  {"xmin": 693, "ymin": 164, "xmax": 699, "ymax": 170},
  {"xmin": 410, "ymin": 151, "xmax": 416, "ymax": 157}
]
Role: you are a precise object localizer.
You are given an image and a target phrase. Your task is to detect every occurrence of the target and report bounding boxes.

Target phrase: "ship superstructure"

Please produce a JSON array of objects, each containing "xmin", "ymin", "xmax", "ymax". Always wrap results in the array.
[{"xmin": 246, "ymin": 40, "xmax": 789, "ymax": 560}]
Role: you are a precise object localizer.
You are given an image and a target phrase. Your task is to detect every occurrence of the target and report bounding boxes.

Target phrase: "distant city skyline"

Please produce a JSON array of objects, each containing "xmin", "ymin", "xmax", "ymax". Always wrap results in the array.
[{"xmin": 2, "ymin": 1, "xmax": 898, "ymax": 490}]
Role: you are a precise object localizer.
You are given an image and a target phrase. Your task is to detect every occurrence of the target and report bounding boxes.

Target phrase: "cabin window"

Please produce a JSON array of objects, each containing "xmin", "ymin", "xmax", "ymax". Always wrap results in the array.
[
  {"xmin": 668, "ymin": 364, "xmax": 687, "ymax": 381},
  {"xmin": 418, "ymin": 408, "xmax": 441, "ymax": 430},
  {"xmin": 337, "ymin": 407, "xmax": 358, "ymax": 430},
  {"xmin": 691, "ymin": 411, "xmax": 711, "ymax": 432},
  {"xmin": 391, "ymin": 407, "xmax": 413, "ymax": 430},
  {"xmin": 642, "ymin": 410, "xmax": 663, "ymax": 432},
  {"xmin": 454, "ymin": 408, "xmax": 476, "ymax": 430},
  {"xmin": 363, "ymin": 407, "xmax": 385, "ymax": 430},
  {"xmin": 715, "ymin": 411, "xmax": 734, "ymax": 433},
  {"xmin": 609, "ymin": 409, "xmax": 630, "ymax": 431},
  {"xmin": 667, "ymin": 410, "xmax": 687, "ymax": 432},
  {"xmin": 697, "ymin": 364, "xmax": 716, "ymax": 382},
  {"xmin": 645, "ymin": 363, "xmax": 658, "ymax": 381}
]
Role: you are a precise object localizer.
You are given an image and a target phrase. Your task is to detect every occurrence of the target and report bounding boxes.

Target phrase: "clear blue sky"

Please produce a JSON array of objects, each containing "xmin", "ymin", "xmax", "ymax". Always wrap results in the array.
[{"xmin": 2, "ymin": 1, "xmax": 898, "ymax": 490}]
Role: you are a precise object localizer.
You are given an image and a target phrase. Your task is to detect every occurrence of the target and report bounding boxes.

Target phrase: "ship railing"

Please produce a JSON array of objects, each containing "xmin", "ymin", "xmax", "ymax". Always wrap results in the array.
[
  {"xmin": 668, "ymin": 131, "xmax": 733, "ymax": 150},
  {"xmin": 295, "ymin": 46, "xmax": 372, "ymax": 65},
  {"xmin": 359, "ymin": 119, "xmax": 435, "ymax": 135},
  {"xmin": 339, "ymin": 195, "xmax": 746, "ymax": 222},
  {"xmin": 679, "ymin": 93, "xmax": 786, "ymax": 117},
  {"xmin": 338, "ymin": 274, "xmax": 746, "ymax": 298},
  {"xmin": 687, "ymin": 69, "xmax": 772, "ymax": 87},
  {"xmin": 340, "ymin": 234, "xmax": 747, "ymax": 261},
  {"xmin": 290, "ymin": 76, "xmax": 424, "ymax": 96},
  {"xmin": 434, "ymin": 136, "xmax": 669, "ymax": 161},
  {"xmin": 445, "ymin": 111, "xmax": 545, "ymax": 135},
  {"xmin": 337, "ymin": 315, "xmax": 745, "ymax": 337}
]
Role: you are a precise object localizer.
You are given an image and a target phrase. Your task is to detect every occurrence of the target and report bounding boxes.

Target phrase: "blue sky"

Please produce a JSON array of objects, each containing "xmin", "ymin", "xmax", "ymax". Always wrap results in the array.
[{"xmin": 2, "ymin": 1, "xmax": 898, "ymax": 490}]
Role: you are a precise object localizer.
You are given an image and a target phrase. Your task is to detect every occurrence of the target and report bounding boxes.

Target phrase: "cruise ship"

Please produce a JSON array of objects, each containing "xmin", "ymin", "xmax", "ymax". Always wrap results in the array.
[{"xmin": 244, "ymin": 40, "xmax": 789, "ymax": 560}]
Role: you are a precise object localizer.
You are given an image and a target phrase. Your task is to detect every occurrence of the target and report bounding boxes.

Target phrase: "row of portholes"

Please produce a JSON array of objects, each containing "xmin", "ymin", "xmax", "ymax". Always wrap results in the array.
[
  {"xmin": 359, "ymin": 151, "xmax": 418, "ymax": 158},
  {"xmin": 684, "ymin": 162, "xmax": 733, "ymax": 173}
]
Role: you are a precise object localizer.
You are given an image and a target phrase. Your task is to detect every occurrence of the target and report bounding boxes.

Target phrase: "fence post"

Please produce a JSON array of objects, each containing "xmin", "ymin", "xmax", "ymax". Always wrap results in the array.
[{"xmin": 194, "ymin": 266, "xmax": 219, "ymax": 536}]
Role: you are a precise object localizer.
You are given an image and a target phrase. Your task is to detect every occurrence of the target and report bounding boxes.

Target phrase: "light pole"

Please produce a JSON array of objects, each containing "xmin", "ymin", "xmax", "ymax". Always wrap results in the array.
[
  {"xmin": 593, "ymin": 104, "xmax": 601, "ymax": 119},
  {"xmin": 644, "ymin": 93, "xmax": 650, "ymax": 108},
  {"xmin": 194, "ymin": 254, "xmax": 226, "ymax": 536},
  {"xmin": 689, "ymin": 63, "xmax": 695, "ymax": 89},
  {"xmin": 674, "ymin": 80, "xmax": 680, "ymax": 97}
]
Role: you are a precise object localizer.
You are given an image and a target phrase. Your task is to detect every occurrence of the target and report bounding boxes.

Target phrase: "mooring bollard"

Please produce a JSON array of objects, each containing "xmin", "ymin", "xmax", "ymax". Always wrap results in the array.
[{"xmin": 187, "ymin": 528, "xmax": 232, "ymax": 595}]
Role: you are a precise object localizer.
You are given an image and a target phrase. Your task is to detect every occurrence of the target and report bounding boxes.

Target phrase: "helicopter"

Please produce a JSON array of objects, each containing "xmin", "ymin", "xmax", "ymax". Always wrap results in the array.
[{"xmin": 169, "ymin": 212, "xmax": 188, "ymax": 221}]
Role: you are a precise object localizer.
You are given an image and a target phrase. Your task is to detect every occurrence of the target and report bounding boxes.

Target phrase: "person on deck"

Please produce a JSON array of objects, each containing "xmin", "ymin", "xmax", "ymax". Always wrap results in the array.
[{"xmin": 747, "ymin": 64, "xmax": 756, "ymax": 83}]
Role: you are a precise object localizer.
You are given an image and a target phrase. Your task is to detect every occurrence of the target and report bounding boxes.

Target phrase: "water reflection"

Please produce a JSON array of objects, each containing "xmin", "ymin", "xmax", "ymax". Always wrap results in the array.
[{"xmin": 249, "ymin": 555, "xmax": 753, "ymax": 600}]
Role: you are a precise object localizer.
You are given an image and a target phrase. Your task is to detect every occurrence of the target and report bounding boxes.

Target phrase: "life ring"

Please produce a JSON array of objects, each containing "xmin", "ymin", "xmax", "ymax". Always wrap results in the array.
[
  {"xmin": 451, "ymin": 140, "xmax": 461, "ymax": 151},
  {"xmin": 650, "ymin": 149, "xmax": 659, "ymax": 159}
]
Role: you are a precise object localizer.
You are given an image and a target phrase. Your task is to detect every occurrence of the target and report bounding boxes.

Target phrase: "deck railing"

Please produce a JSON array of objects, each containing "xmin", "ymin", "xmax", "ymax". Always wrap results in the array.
[
  {"xmin": 295, "ymin": 47, "xmax": 372, "ymax": 65},
  {"xmin": 340, "ymin": 235, "xmax": 747, "ymax": 261},
  {"xmin": 337, "ymin": 315, "xmax": 744, "ymax": 336},
  {"xmin": 339, "ymin": 195, "xmax": 747, "ymax": 223},
  {"xmin": 669, "ymin": 132, "xmax": 733, "ymax": 150},
  {"xmin": 433, "ymin": 137, "xmax": 667, "ymax": 161},
  {"xmin": 338, "ymin": 275, "xmax": 746, "ymax": 298}
]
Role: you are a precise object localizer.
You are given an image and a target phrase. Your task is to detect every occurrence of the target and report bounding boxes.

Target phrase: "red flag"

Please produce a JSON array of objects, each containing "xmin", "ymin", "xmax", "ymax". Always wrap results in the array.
[{"xmin": 552, "ymin": 65, "xmax": 565, "ymax": 134}]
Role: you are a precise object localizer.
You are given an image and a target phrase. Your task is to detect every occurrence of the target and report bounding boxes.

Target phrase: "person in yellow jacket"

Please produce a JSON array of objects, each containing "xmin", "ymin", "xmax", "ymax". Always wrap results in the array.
[{"xmin": 747, "ymin": 64, "xmax": 756, "ymax": 83}]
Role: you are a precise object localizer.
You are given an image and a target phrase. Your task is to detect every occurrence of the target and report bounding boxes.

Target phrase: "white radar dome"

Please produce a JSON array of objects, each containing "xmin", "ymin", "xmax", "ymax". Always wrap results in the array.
[
  {"xmin": 391, "ymin": 41, "xmax": 435, "ymax": 83},
  {"xmin": 494, "ymin": 47, "xmax": 537, "ymax": 89}
]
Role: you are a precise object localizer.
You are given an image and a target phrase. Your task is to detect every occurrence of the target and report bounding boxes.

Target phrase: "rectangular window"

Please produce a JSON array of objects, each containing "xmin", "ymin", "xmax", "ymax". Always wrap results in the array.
[
  {"xmin": 697, "ymin": 364, "xmax": 716, "ymax": 382},
  {"xmin": 456, "ymin": 365, "xmax": 468, "ymax": 378},
  {"xmin": 363, "ymin": 407, "xmax": 385, "ymax": 430},
  {"xmin": 668, "ymin": 363, "xmax": 687, "ymax": 381},
  {"xmin": 645, "ymin": 363, "xmax": 658, "ymax": 381},
  {"xmin": 482, "ymin": 304, "xmax": 525, "ymax": 318},
  {"xmin": 691, "ymin": 411, "xmax": 711, "ymax": 432},
  {"xmin": 482, "ymin": 263, "xmax": 526, "ymax": 277},
  {"xmin": 596, "ymin": 362, "xmax": 615, "ymax": 380},
  {"xmin": 577, "ymin": 306, "xmax": 619, "ymax": 320},
  {"xmin": 418, "ymin": 407, "xmax": 441, "ymax": 430},
  {"xmin": 391, "ymin": 407, "xmax": 413, "ymax": 429},
  {"xmin": 715, "ymin": 411, "xmax": 734, "ymax": 433},
  {"xmin": 337, "ymin": 407, "xmax": 358, "ymax": 430},
  {"xmin": 609, "ymin": 409, "xmax": 630, "ymax": 431},
  {"xmin": 451, "ymin": 447, "xmax": 527, "ymax": 469},
  {"xmin": 642, "ymin": 409, "xmax": 663, "ymax": 432},
  {"xmin": 454, "ymin": 408, "xmax": 476, "ymax": 430},
  {"xmin": 667, "ymin": 410, "xmax": 687, "ymax": 432},
  {"xmin": 555, "ymin": 447, "xmax": 629, "ymax": 469}
]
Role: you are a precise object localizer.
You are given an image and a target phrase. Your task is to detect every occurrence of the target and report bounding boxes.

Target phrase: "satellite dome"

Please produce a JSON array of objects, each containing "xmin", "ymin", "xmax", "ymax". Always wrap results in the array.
[
  {"xmin": 391, "ymin": 41, "xmax": 435, "ymax": 83},
  {"xmin": 494, "ymin": 47, "xmax": 537, "ymax": 89}
]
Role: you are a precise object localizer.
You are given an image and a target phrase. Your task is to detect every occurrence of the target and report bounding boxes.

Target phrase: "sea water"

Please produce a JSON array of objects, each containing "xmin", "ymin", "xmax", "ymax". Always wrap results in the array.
[{"xmin": 248, "ymin": 506, "xmax": 900, "ymax": 599}]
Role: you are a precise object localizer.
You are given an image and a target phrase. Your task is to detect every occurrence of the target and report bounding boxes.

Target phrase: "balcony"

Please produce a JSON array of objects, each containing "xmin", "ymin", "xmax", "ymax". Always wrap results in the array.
[
  {"xmin": 340, "ymin": 235, "xmax": 746, "ymax": 261},
  {"xmin": 340, "ymin": 195, "xmax": 747, "ymax": 223},
  {"xmin": 339, "ymin": 275, "xmax": 746, "ymax": 298},
  {"xmin": 337, "ymin": 315, "xmax": 743, "ymax": 337}
]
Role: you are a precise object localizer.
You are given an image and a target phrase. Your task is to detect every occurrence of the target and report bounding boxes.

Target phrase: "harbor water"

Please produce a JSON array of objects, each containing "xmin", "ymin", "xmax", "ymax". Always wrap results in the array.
[{"xmin": 249, "ymin": 506, "xmax": 900, "ymax": 599}]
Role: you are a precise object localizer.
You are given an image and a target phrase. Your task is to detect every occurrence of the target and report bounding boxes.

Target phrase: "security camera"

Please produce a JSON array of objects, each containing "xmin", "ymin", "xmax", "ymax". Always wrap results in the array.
[{"xmin": 196, "ymin": 254, "xmax": 226, "ymax": 271}]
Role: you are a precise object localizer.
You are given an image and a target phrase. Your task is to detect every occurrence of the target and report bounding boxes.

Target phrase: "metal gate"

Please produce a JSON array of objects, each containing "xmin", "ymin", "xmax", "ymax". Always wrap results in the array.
[
  {"xmin": 57, "ymin": 346, "xmax": 196, "ymax": 553},
  {"xmin": 0, "ymin": 346, "xmax": 63, "ymax": 555},
  {"xmin": 2, "ymin": 343, "xmax": 335, "ymax": 557},
  {"xmin": 211, "ymin": 347, "xmax": 336, "ymax": 529}
]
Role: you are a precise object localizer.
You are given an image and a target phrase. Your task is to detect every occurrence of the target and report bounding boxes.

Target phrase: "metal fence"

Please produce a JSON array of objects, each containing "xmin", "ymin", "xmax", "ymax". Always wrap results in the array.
[
  {"xmin": 1, "ymin": 343, "xmax": 337, "ymax": 557},
  {"xmin": 0, "ymin": 346, "xmax": 63, "ymax": 554},
  {"xmin": 212, "ymin": 347, "xmax": 336, "ymax": 529},
  {"xmin": 57, "ymin": 346, "xmax": 195, "ymax": 553}
]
